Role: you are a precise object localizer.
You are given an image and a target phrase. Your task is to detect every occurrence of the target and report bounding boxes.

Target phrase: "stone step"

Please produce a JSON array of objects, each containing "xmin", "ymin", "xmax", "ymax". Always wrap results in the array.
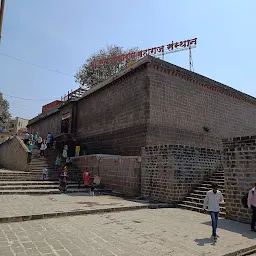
[
  {"xmin": 0, "ymin": 181, "xmax": 59, "ymax": 186},
  {"xmin": 0, "ymin": 185, "xmax": 59, "ymax": 190},
  {"xmin": 181, "ymin": 200, "xmax": 226, "ymax": 212},
  {"xmin": 0, "ymin": 183, "xmax": 86, "ymax": 190},
  {"xmin": 28, "ymin": 163, "xmax": 56, "ymax": 166},
  {"xmin": 185, "ymin": 196, "xmax": 225, "ymax": 205},
  {"xmin": 0, "ymin": 188, "xmax": 91, "ymax": 195},
  {"xmin": 197, "ymin": 186, "xmax": 225, "ymax": 192},
  {"xmin": 192, "ymin": 190, "xmax": 226, "ymax": 196},
  {"xmin": 210, "ymin": 176, "xmax": 224, "ymax": 180},
  {"xmin": 201, "ymin": 183, "xmax": 225, "ymax": 188},
  {"xmin": 0, "ymin": 177, "xmax": 58, "ymax": 181},
  {"xmin": 0, "ymin": 175, "xmax": 37, "ymax": 178},
  {"xmin": 0, "ymin": 189, "xmax": 61, "ymax": 195},
  {"xmin": 177, "ymin": 204, "xmax": 226, "ymax": 217},
  {"xmin": 0, "ymin": 181, "xmax": 78, "ymax": 185},
  {"xmin": 208, "ymin": 178, "xmax": 225, "ymax": 185},
  {"xmin": 0, "ymin": 175, "xmax": 42, "ymax": 178},
  {"xmin": 190, "ymin": 192, "xmax": 226, "ymax": 199}
]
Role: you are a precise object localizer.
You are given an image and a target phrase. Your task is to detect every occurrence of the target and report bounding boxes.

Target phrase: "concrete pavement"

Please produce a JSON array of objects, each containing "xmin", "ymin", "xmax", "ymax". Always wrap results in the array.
[
  {"xmin": 0, "ymin": 207, "xmax": 255, "ymax": 256},
  {"xmin": 0, "ymin": 194, "xmax": 170, "ymax": 223}
]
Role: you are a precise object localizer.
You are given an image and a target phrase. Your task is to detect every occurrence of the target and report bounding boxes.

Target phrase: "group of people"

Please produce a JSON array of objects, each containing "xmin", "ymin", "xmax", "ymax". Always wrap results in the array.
[
  {"xmin": 203, "ymin": 183, "xmax": 256, "ymax": 242},
  {"xmin": 23, "ymin": 131, "xmax": 55, "ymax": 156}
]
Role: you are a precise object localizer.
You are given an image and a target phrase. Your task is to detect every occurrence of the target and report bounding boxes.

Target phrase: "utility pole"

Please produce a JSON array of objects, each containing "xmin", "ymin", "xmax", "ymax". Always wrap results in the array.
[{"xmin": 0, "ymin": 0, "xmax": 5, "ymax": 43}]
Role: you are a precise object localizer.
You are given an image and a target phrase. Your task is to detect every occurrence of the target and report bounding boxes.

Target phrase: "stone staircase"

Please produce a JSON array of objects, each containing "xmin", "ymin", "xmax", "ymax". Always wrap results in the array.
[
  {"xmin": 178, "ymin": 170, "xmax": 226, "ymax": 217},
  {"xmin": 0, "ymin": 148, "xmax": 90, "ymax": 194}
]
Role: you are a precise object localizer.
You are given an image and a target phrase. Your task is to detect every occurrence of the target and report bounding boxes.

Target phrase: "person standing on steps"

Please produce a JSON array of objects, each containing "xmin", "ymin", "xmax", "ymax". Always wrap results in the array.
[
  {"xmin": 37, "ymin": 136, "xmax": 42, "ymax": 150},
  {"xmin": 247, "ymin": 183, "xmax": 256, "ymax": 231},
  {"xmin": 46, "ymin": 132, "xmax": 53, "ymax": 149},
  {"xmin": 203, "ymin": 183, "xmax": 224, "ymax": 241},
  {"xmin": 40, "ymin": 140, "xmax": 47, "ymax": 157},
  {"xmin": 23, "ymin": 132, "xmax": 30, "ymax": 145},
  {"xmin": 29, "ymin": 133, "xmax": 34, "ymax": 142},
  {"xmin": 33, "ymin": 132, "xmax": 38, "ymax": 146},
  {"xmin": 42, "ymin": 167, "xmax": 47, "ymax": 180}
]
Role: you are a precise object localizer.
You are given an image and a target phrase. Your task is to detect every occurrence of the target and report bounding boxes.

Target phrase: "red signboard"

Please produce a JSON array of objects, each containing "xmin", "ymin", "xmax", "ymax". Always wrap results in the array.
[
  {"xmin": 62, "ymin": 113, "xmax": 70, "ymax": 120},
  {"xmin": 90, "ymin": 37, "xmax": 197, "ymax": 68}
]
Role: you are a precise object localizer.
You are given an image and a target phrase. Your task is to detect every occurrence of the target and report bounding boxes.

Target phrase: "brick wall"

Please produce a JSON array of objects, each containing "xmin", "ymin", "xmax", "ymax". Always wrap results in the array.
[
  {"xmin": 71, "ymin": 155, "xmax": 141, "ymax": 196},
  {"xmin": 141, "ymin": 144, "xmax": 222, "ymax": 203},
  {"xmin": 223, "ymin": 136, "xmax": 256, "ymax": 223},
  {"xmin": 0, "ymin": 137, "xmax": 30, "ymax": 171},
  {"xmin": 147, "ymin": 63, "xmax": 256, "ymax": 150},
  {"xmin": 75, "ymin": 66, "xmax": 150, "ymax": 155}
]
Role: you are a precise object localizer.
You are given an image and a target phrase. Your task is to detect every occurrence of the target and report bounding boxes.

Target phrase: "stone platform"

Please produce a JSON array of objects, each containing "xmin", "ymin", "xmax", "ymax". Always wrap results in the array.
[
  {"xmin": 0, "ymin": 194, "xmax": 170, "ymax": 223},
  {"xmin": 0, "ymin": 206, "xmax": 255, "ymax": 256}
]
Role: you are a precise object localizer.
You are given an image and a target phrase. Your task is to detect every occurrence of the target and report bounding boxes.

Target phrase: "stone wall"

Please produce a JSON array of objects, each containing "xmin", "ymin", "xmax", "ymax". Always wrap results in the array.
[
  {"xmin": 223, "ymin": 136, "xmax": 256, "ymax": 223},
  {"xmin": 75, "ymin": 66, "xmax": 150, "ymax": 156},
  {"xmin": 141, "ymin": 144, "xmax": 222, "ymax": 202},
  {"xmin": 71, "ymin": 155, "xmax": 141, "ymax": 196},
  {"xmin": 28, "ymin": 56, "xmax": 256, "ymax": 156},
  {"xmin": 29, "ymin": 111, "xmax": 60, "ymax": 140},
  {"xmin": 0, "ymin": 137, "xmax": 30, "ymax": 171},
  {"xmin": 146, "ymin": 61, "xmax": 256, "ymax": 150}
]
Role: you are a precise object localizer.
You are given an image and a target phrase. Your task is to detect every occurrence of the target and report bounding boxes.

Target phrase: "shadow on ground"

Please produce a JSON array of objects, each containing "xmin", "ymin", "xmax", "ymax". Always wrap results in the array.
[
  {"xmin": 201, "ymin": 219, "xmax": 256, "ymax": 239},
  {"xmin": 195, "ymin": 237, "xmax": 216, "ymax": 246}
]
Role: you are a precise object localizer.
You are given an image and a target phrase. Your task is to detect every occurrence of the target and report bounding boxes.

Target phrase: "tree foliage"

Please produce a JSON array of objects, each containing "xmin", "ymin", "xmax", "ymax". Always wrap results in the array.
[
  {"xmin": 0, "ymin": 93, "xmax": 10, "ymax": 128},
  {"xmin": 75, "ymin": 45, "xmax": 140, "ymax": 89}
]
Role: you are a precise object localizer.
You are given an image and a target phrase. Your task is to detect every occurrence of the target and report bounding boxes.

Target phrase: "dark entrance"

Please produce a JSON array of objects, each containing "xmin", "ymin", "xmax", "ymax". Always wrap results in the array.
[{"xmin": 61, "ymin": 113, "xmax": 70, "ymax": 133}]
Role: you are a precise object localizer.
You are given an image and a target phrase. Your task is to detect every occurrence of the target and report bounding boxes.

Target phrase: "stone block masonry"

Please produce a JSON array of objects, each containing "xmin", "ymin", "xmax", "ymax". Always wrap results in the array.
[
  {"xmin": 141, "ymin": 144, "xmax": 222, "ymax": 203},
  {"xmin": 0, "ymin": 136, "xmax": 30, "ymax": 171},
  {"xmin": 28, "ymin": 56, "xmax": 256, "ymax": 155},
  {"xmin": 146, "ymin": 61, "xmax": 256, "ymax": 150},
  {"xmin": 71, "ymin": 155, "xmax": 141, "ymax": 196},
  {"xmin": 223, "ymin": 136, "xmax": 256, "ymax": 223}
]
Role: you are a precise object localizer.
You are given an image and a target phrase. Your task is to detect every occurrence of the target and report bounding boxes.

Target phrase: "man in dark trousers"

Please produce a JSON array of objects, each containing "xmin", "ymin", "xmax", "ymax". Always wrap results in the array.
[
  {"xmin": 203, "ymin": 183, "xmax": 224, "ymax": 241},
  {"xmin": 248, "ymin": 183, "xmax": 256, "ymax": 231}
]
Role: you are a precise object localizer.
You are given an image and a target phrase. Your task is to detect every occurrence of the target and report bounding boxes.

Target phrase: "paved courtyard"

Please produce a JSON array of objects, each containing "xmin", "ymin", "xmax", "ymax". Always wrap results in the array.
[
  {"xmin": 0, "ymin": 194, "xmax": 152, "ymax": 219},
  {"xmin": 0, "ymin": 205, "xmax": 255, "ymax": 256}
]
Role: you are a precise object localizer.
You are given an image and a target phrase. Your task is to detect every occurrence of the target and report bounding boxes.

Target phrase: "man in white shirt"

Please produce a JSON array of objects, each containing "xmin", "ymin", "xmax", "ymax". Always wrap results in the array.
[{"xmin": 203, "ymin": 183, "xmax": 224, "ymax": 241}]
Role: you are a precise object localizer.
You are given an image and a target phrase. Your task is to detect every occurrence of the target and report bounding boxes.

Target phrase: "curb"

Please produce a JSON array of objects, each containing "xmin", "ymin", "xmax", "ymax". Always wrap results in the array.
[
  {"xmin": 223, "ymin": 245, "xmax": 256, "ymax": 256},
  {"xmin": 0, "ymin": 203, "xmax": 173, "ymax": 224}
]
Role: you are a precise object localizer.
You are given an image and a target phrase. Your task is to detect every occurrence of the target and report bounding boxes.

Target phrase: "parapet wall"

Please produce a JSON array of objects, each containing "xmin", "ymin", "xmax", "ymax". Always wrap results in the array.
[
  {"xmin": 141, "ymin": 144, "xmax": 222, "ymax": 202},
  {"xmin": 223, "ymin": 136, "xmax": 256, "ymax": 223},
  {"xmin": 71, "ymin": 155, "xmax": 141, "ymax": 196},
  {"xmin": 0, "ymin": 136, "xmax": 30, "ymax": 171}
]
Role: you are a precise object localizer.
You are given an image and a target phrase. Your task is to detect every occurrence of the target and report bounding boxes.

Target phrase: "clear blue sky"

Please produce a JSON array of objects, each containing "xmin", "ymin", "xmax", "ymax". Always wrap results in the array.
[{"xmin": 1, "ymin": 0, "xmax": 255, "ymax": 119}]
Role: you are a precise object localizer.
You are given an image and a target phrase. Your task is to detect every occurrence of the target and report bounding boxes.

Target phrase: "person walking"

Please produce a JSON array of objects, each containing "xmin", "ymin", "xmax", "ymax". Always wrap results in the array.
[
  {"xmin": 248, "ymin": 183, "xmax": 256, "ymax": 231},
  {"xmin": 40, "ymin": 140, "xmax": 47, "ymax": 157},
  {"xmin": 29, "ymin": 133, "xmax": 34, "ymax": 142},
  {"xmin": 37, "ymin": 136, "xmax": 42, "ymax": 150},
  {"xmin": 46, "ymin": 132, "xmax": 53, "ymax": 148},
  {"xmin": 23, "ymin": 132, "xmax": 30, "ymax": 145},
  {"xmin": 89, "ymin": 182, "xmax": 95, "ymax": 196},
  {"xmin": 203, "ymin": 183, "xmax": 224, "ymax": 241},
  {"xmin": 27, "ymin": 140, "xmax": 33, "ymax": 152},
  {"xmin": 46, "ymin": 132, "xmax": 52, "ymax": 148},
  {"xmin": 59, "ymin": 166, "xmax": 68, "ymax": 193},
  {"xmin": 33, "ymin": 132, "xmax": 38, "ymax": 146},
  {"xmin": 42, "ymin": 167, "xmax": 47, "ymax": 180}
]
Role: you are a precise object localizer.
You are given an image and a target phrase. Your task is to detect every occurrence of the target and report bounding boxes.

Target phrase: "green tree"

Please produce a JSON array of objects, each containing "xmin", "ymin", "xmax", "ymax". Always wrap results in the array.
[
  {"xmin": 0, "ymin": 93, "xmax": 10, "ymax": 129},
  {"xmin": 75, "ymin": 45, "xmax": 139, "ymax": 89}
]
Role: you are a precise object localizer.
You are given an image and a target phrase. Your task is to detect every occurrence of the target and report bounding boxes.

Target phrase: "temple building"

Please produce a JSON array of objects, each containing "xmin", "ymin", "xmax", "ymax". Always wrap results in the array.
[{"xmin": 27, "ymin": 56, "xmax": 256, "ymax": 155}]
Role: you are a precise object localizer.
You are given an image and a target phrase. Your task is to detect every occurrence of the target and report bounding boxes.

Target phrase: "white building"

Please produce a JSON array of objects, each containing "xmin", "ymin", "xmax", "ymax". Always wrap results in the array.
[{"xmin": 7, "ymin": 117, "xmax": 29, "ymax": 134}]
